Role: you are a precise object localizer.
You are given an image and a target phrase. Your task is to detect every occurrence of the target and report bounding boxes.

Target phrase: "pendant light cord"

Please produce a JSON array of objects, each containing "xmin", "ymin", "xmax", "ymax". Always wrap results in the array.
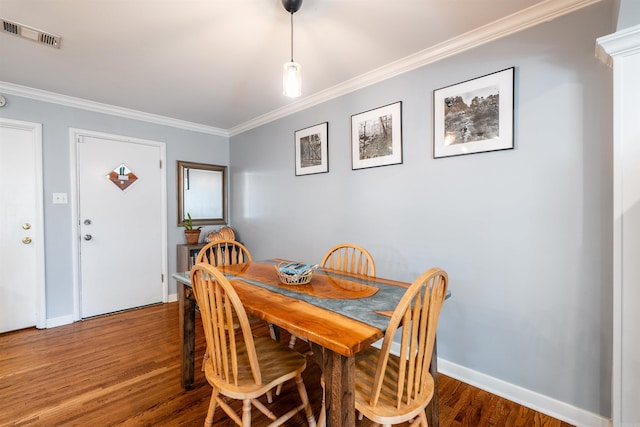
[{"xmin": 290, "ymin": 12, "xmax": 294, "ymax": 62}]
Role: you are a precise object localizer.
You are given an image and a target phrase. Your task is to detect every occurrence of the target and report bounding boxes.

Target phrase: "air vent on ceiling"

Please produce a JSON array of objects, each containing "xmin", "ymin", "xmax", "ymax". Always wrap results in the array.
[{"xmin": 1, "ymin": 17, "xmax": 61, "ymax": 48}]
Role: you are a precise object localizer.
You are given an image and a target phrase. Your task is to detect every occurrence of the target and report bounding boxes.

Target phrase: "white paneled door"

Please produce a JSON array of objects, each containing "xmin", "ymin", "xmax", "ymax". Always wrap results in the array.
[
  {"xmin": 0, "ymin": 119, "xmax": 45, "ymax": 333},
  {"xmin": 76, "ymin": 132, "xmax": 166, "ymax": 318}
]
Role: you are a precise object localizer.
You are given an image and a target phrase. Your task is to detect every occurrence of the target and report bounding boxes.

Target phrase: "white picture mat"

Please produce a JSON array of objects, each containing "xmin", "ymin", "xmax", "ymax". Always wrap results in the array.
[
  {"xmin": 295, "ymin": 122, "xmax": 328, "ymax": 176},
  {"xmin": 433, "ymin": 67, "xmax": 514, "ymax": 158},
  {"xmin": 351, "ymin": 101, "xmax": 402, "ymax": 169}
]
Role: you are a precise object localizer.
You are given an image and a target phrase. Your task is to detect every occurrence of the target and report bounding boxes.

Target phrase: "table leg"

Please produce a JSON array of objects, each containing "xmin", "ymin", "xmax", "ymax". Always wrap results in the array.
[
  {"xmin": 426, "ymin": 336, "xmax": 439, "ymax": 427},
  {"xmin": 269, "ymin": 324, "xmax": 281, "ymax": 341},
  {"xmin": 323, "ymin": 349, "xmax": 355, "ymax": 427},
  {"xmin": 179, "ymin": 281, "xmax": 196, "ymax": 389}
]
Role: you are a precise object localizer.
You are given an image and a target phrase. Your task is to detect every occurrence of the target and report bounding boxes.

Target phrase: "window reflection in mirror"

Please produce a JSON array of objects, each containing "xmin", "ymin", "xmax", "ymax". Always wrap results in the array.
[{"xmin": 177, "ymin": 161, "xmax": 227, "ymax": 226}]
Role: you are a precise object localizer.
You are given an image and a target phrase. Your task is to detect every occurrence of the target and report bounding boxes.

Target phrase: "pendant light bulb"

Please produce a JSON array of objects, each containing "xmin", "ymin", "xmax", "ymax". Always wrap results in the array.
[{"xmin": 283, "ymin": 61, "xmax": 301, "ymax": 98}]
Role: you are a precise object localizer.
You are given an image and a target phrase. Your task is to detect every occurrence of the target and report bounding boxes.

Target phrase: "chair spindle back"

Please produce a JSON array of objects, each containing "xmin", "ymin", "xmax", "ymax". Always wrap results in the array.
[
  {"xmin": 190, "ymin": 263, "xmax": 261, "ymax": 386},
  {"xmin": 196, "ymin": 239, "xmax": 252, "ymax": 266},
  {"xmin": 370, "ymin": 267, "xmax": 448, "ymax": 409},
  {"xmin": 321, "ymin": 243, "xmax": 376, "ymax": 276}
]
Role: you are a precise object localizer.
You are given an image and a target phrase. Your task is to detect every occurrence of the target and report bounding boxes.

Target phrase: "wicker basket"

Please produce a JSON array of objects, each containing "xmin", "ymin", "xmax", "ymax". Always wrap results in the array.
[
  {"xmin": 275, "ymin": 263, "xmax": 315, "ymax": 285},
  {"xmin": 206, "ymin": 226, "xmax": 236, "ymax": 243}
]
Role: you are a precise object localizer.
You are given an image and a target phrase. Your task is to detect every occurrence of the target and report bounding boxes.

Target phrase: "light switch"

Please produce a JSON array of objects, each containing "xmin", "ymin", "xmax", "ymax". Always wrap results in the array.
[{"xmin": 53, "ymin": 193, "xmax": 68, "ymax": 204}]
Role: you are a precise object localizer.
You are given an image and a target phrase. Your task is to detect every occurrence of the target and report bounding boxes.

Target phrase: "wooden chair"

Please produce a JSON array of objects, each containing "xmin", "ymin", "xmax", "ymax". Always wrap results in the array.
[
  {"xmin": 190, "ymin": 263, "xmax": 317, "ymax": 427},
  {"xmin": 196, "ymin": 239, "xmax": 252, "ymax": 266},
  {"xmin": 351, "ymin": 267, "xmax": 448, "ymax": 427},
  {"xmin": 320, "ymin": 243, "xmax": 376, "ymax": 276}
]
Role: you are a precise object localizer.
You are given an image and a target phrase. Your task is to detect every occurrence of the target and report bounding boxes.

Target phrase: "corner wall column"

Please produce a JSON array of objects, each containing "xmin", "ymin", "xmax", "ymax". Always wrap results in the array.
[{"xmin": 597, "ymin": 24, "xmax": 640, "ymax": 427}]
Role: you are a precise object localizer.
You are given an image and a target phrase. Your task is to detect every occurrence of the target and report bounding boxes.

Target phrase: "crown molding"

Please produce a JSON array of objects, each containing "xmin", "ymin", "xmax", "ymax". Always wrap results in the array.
[
  {"xmin": 596, "ymin": 23, "xmax": 640, "ymax": 66},
  {"xmin": 0, "ymin": 81, "xmax": 229, "ymax": 137},
  {"xmin": 229, "ymin": 0, "xmax": 605, "ymax": 136}
]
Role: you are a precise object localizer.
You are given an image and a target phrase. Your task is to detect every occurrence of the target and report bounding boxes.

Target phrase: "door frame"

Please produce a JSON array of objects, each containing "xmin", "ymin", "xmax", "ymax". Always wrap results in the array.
[
  {"xmin": 0, "ymin": 117, "xmax": 46, "ymax": 328},
  {"xmin": 69, "ymin": 128, "xmax": 168, "ymax": 321}
]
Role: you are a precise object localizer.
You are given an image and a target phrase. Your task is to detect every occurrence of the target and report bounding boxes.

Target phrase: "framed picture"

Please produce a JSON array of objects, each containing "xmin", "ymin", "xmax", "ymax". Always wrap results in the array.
[
  {"xmin": 433, "ymin": 67, "xmax": 514, "ymax": 159},
  {"xmin": 295, "ymin": 122, "xmax": 329, "ymax": 176},
  {"xmin": 351, "ymin": 101, "xmax": 402, "ymax": 170}
]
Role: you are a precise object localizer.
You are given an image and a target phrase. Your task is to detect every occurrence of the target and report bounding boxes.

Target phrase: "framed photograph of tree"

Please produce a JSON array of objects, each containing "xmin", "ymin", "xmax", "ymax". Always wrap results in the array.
[
  {"xmin": 295, "ymin": 122, "xmax": 328, "ymax": 176},
  {"xmin": 433, "ymin": 67, "xmax": 514, "ymax": 158},
  {"xmin": 351, "ymin": 101, "xmax": 403, "ymax": 170}
]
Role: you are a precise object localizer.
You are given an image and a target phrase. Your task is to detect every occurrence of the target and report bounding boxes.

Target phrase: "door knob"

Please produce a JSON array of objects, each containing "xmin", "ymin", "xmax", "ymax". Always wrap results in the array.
[
  {"xmin": 84, "ymin": 234, "xmax": 92, "ymax": 241},
  {"xmin": 22, "ymin": 237, "xmax": 32, "ymax": 244},
  {"xmin": 22, "ymin": 223, "xmax": 31, "ymax": 230}
]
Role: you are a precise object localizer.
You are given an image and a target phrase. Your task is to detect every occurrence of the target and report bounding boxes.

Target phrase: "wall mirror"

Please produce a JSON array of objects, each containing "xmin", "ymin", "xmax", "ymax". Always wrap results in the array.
[{"xmin": 177, "ymin": 160, "xmax": 227, "ymax": 226}]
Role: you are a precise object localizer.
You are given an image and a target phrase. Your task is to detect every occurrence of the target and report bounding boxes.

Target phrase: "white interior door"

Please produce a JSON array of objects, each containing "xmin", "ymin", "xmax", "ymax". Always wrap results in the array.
[
  {"xmin": 77, "ymin": 133, "xmax": 165, "ymax": 318},
  {"xmin": 0, "ymin": 119, "xmax": 45, "ymax": 333}
]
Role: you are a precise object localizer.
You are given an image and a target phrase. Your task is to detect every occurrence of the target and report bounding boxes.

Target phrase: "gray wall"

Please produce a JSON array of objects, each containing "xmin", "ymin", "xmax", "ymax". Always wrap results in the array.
[
  {"xmin": 230, "ymin": 3, "xmax": 614, "ymax": 417},
  {"xmin": 0, "ymin": 96, "xmax": 229, "ymax": 319},
  {"xmin": 617, "ymin": 0, "xmax": 640, "ymax": 30}
]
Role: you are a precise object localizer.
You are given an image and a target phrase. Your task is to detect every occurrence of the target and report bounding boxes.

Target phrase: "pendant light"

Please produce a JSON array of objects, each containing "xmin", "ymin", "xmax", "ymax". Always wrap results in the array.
[{"xmin": 282, "ymin": 0, "xmax": 303, "ymax": 98}]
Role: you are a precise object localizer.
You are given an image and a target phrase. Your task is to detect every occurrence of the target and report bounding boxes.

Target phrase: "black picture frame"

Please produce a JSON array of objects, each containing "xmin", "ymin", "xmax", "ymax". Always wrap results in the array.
[
  {"xmin": 295, "ymin": 122, "xmax": 329, "ymax": 176},
  {"xmin": 433, "ymin": 67, "xmax": 514, "ymax": 158},
  {"xmin": 351, "ymin": 101, "xmax": 403, "ymax": 170}
]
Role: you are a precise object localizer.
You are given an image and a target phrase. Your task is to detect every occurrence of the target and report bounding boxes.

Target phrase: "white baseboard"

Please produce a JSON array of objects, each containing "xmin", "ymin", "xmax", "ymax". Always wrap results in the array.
[
  {"xmin": 45, "ymin": 299, "xmax": 180, "ymax": 328},
  {"xmin": 438, "ymin": 358, "xmax": 612, "ymax": 427},
  {"xmin": 46, "ymin": 314, "xmax": 74, "ymax": 328}
]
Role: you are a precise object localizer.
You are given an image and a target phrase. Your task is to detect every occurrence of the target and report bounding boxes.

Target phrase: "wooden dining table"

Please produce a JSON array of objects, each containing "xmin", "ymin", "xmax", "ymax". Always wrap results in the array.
[{"xmin": 173, "ymin": 259, "xmax": 443, "ymax": 427}]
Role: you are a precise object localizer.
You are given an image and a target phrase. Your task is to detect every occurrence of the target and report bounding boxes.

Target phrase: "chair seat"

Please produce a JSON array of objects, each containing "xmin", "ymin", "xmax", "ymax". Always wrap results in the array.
[
  {"xmin": 354, "ymin": 347, "xmax": 435, "ymax": 423},
  {"xmin": 205, "ymin": 335, "xmax": 307, "ymax": 400}
]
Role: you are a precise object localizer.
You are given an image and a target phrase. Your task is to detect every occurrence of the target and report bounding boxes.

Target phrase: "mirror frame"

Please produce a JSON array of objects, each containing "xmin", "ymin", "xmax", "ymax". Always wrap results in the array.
[{"xmin": 177, "ymin": 160, "xmax": 227, "ymax": 226}]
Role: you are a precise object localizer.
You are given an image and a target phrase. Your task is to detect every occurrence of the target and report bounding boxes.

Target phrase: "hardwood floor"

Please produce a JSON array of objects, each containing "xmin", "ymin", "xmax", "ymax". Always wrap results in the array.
[{"xmin": 0, "ymin": 303, "xmax": 573, "ymax": 426}]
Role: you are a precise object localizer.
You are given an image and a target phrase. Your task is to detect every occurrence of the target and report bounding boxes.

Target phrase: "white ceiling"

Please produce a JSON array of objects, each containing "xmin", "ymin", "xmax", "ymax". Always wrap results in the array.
[{"xmin": 0, "ymin": 0, "xmax": 603, "ymax": 134}]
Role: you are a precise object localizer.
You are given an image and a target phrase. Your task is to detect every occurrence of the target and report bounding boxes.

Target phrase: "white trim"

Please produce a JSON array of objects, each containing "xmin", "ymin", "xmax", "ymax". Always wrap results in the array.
[
  {"xmin": 609, "ymin": 55, "xmax": 624, "ymax": 427},
  {"xmin": 69, "ymin": 128, "xmax": 169, "ymax": 319},
  {"xmin": 0, "ymin": 118, "xmax": 46, "ymax": 329},
  {"xmin": 159, "ymin": 146, "xmax": 169, "ymax": 303},
  {"xmin": 69, "ymin": 132, "xmax": 81, "ymax": 320},
  {"xmin": 597, "ymin": 25, "xmax": 640, "ymax": 427},
  {"xmin": 167, "ymin": 293, "xmax": 178, "ymax": 303},
  {"xmin": 32, "ymin": 122, "xmax": 46, "ymax": 329},
  {"xmin": 597, "ymin": 24, "xmax": 640, "ymax": 59},
  {"xmin": 0, "ymin": 81, "xmax": 227, "ymax": 137},
  {"xmin": 228, "ymin": 0, "xmax": 605, "ymax": 136},
  {"xmin": 438, "ymin": 359, "xmax": 612, "ymax": 427},
  {"xmin": 45, "ymin": 315, "xmax": 74, "ymax": 328}
]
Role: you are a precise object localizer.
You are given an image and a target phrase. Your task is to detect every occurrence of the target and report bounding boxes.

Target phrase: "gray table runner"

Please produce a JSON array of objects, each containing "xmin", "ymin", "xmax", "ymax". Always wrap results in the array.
[{"xmin": 224, "ymin": 260, "xmax": 408, "ymax": 331}]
